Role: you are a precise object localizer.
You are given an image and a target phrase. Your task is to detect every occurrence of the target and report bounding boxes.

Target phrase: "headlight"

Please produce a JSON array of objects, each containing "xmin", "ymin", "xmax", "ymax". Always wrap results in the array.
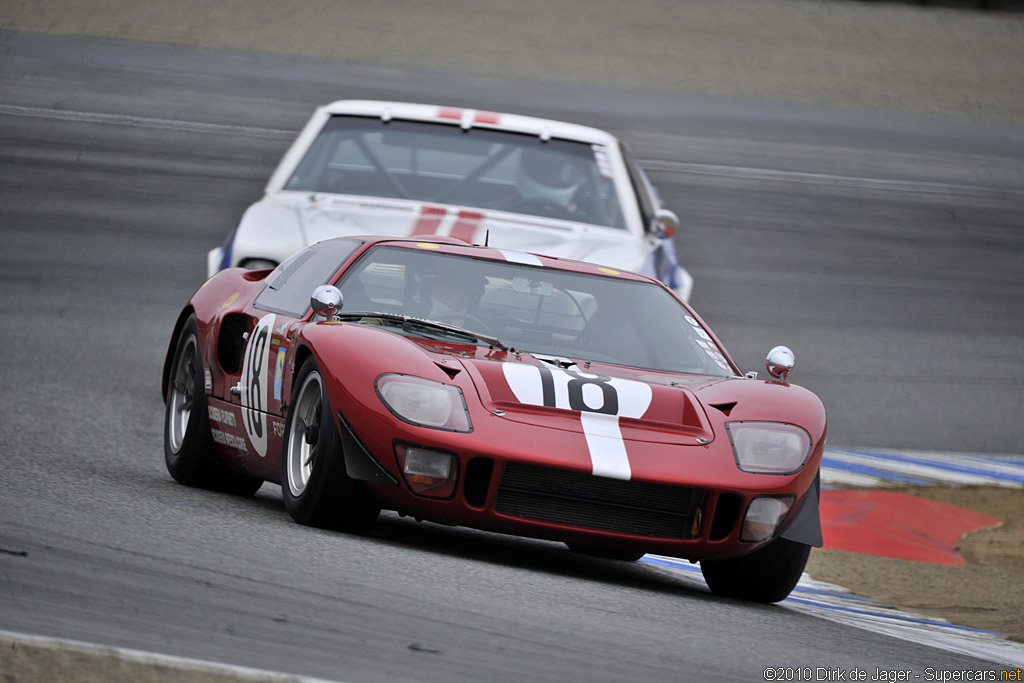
[
  {"xmin": 741, "ymin": 495, "xmax": 795, "ymax": 542},
  {"xmin": 376, "ymin": 374, "xmax": 472, "ymax": 432},
  {"xmin": 726, "ymin": 422, "xmax": 810, "ymax": 474},
  {"xmin": 394, "ymin": 443, "xmax": 458, "ymax": 499}
]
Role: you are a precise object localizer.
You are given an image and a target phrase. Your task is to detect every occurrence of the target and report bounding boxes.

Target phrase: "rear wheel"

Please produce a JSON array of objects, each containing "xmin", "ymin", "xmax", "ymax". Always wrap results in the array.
[
  {"xmin": 700, "ymin": 537, "xmax": 811, "ymax": 603},
  {"xmin": 164, "ymin": 314, "xmax": 263, "ymax": 495},
  {"xmin": 281, "ymin": 356, "xmax": 381, "ymax": 533}
]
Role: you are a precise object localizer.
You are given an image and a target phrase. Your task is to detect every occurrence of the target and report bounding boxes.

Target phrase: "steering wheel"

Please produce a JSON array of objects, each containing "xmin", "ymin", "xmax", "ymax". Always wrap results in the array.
[
  {"xmin": 509, "ymin": 198, "xmax": 577, "ymax": 221},
  {"xmin": 431, "ymin": 312, "xmax": 494, "ymax": 336}
]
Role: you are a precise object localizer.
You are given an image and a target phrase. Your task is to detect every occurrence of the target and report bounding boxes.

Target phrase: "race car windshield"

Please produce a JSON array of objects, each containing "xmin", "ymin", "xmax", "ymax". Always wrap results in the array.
[
  {"xmin": 337, "ymin": 245, "xmax": 736, "ymax": 377},
  {"xmin": 283, "ymin": 116, "xmax": 627, "ymax": 230}
]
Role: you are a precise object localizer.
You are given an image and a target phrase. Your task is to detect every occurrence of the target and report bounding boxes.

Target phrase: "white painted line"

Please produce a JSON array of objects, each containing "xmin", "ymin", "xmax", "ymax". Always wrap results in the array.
[
  {"xmin": 819, "ymin": 469, "xmax": 893, "ymax": 489},
  {"xmin": 639, "ymin": 158, "xmax": 1024, "ymax": 200},
  {"xmin": 640, "ymin": 558, "xmax": 1024, "ymax": 669},
  {"xmin": 0, "ymin": 629, "xmax": 343, "ymax": 683},
  {"xmin": 826, "ymin": 449, "xmax": 1024, "ymax": 488},
  {"xmin": 0, "ymin": 104, "xmax": 293, "ymax": 140},
  {"xmin": 4, "ymin": 104, "xmax": 1021, "ymax": 202}
]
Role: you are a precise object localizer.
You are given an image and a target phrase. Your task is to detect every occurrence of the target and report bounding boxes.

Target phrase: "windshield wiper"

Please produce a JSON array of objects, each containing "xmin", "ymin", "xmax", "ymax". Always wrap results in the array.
[
  {"xmin": 333, "ymin": 312, "xmax": 508, "ymax": 351},
  {"xmin": 532, "ymin": 354, "xmax": 581, "ymax": 369}
]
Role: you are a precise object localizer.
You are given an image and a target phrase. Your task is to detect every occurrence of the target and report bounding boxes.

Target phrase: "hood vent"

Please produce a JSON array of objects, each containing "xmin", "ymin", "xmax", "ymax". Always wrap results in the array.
[
  {"xmin": 709, "ymin": 402, "xmax": 737, "ymax": 416},
  {"xmin": 434, "ymin": 361, "xmax": 461, "ymax": 379}
]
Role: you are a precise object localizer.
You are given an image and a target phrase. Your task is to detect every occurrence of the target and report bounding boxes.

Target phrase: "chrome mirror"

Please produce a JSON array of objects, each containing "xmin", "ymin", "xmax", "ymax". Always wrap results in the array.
[
  {"xmin": 766, "ymin": 345, "xmax": 795, "ymax": 382},
  {"xmin": 311, "ymin": 285, "xmax": 343, "ymax": 321},
  {"xmin": 650, "ymin": 208, "xmax": 679, "ymax": 238}
]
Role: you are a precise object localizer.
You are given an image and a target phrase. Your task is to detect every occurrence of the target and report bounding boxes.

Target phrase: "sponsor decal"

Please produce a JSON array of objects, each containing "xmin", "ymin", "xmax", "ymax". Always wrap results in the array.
[
  {"xmin": 592, "ymin": 145, "xmax": 613, "ymax": 178},
  {"xmin": 240, "ymin": 313, "xmax": 276, "ymax": 457},
  {"xmin": 598, "ymin": 267, "xmax": 620, "ymax": 275},
  {"xmin": 502, "ymin": 363, "xmax": 652, "ymax": 480},
  {"xmin": 208, "ymin": 405, "xmax": 238, "ymax": 427},
  {"xmin": 211, "ymin": 428, "xmax": 248, "ymax": 453},
  {"xmin": 685, "ymin": 316, "xmax": 729, "ymax": 368},
  {"xmin": 204, "ymin": 368, "xmax": 212, "ymax": 391},
  {"xmin": 218, "ymin": 291, "xmax": 240, "ymax": 311},
  {"xmin": 273, "ymin": 348, "xmax": 287, "ymax": 401}
]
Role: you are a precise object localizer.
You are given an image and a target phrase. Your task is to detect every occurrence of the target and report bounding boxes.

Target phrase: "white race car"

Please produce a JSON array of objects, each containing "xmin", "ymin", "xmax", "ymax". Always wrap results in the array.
[{"xmin": 209, "ymin": 100, "xmax": 693, "ymax": 302}]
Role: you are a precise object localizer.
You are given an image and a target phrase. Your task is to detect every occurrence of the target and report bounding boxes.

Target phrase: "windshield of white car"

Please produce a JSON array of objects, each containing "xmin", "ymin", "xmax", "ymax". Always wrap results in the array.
[
  {"xmin": 283, "ymin": 116, "xmax": 628, "ymax": 230},
  {"xmin": 335, "ymin": 245, "xmax": 736, "ymax": 377}
]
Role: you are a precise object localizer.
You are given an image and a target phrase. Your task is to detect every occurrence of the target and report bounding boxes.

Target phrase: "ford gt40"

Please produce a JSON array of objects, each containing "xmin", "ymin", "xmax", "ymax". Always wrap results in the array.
[
  {"xmin": 166, "ymin": 235, "xmax": 825, "ymax": 602},
  {"xmin": 207, "ymin": 100, "xmax": 693, "ymax": 302}
]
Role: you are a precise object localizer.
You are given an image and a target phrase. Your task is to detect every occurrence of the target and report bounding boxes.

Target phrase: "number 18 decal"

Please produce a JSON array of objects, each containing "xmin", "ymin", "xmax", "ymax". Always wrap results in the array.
[
  {"xmin": 502, "ymin": 363, "xmax": 652, "ymax": 480},
  {"xmin": 241, "ymin": 313, "xmax": 276, "ymax": 458}
]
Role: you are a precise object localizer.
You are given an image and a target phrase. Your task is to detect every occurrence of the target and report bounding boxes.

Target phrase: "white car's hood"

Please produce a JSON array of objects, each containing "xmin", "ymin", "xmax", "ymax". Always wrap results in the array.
[{"xmin": 232, "ymin": 193, "xmax": 654, "ymax": 273}]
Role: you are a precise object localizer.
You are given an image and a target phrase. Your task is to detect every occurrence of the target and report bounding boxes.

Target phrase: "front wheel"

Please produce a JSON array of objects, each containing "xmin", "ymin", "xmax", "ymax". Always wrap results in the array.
[
  {"xmin": 281, "ymin": 356, "xmax": 381, "ymax": 533},
  {"xmin": 700, "ymin": 537, "xmax": 811, "ymax": 603},
  {"xmin": 164, "ymin": 314, "xmax": 263, "ymax": 495}
]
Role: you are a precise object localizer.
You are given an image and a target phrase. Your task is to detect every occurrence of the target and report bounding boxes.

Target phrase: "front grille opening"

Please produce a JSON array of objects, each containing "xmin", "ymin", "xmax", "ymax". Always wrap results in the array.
[
  {"xmin": 495, "ymin": 462, "xmax": 705, "ymax": 539},
  {"xmin": 463, "ymin": 457, "xmax": 494, "ymax": 508},
  {"xmin": 710, "ymin": 493, "xmax": 741, "ymax": 540}
]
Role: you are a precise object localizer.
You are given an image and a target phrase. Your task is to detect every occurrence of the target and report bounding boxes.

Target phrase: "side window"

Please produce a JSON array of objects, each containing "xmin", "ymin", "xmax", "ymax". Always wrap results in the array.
[
  {"xmin": 254, "ymin": 239, "xmax": 362, "ymax": 317},
  {"xmin": 620, "ymin": 143, "xmax": 658, "ymax": 227}
]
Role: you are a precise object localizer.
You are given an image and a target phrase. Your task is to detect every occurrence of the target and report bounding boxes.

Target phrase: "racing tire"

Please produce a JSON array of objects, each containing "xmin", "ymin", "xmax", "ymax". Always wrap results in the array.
[
  {"xmin": 281, "ymin": 356, "xmax": 381, "ymax": 533},
  {"xmin": 700, "ymin": 537, "xmax": 811, "ymax": 603},
  {"xmin": 565, "ymin": 543, "xmax": 646, "ymax": 562},
  {"xmin": 164, "ymin": 314, "xmax": 263, "ymax": 496}
]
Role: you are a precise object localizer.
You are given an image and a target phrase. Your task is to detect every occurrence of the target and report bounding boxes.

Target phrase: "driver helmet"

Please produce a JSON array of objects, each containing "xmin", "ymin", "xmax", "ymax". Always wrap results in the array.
[
  {"xmin": 517, "ymin": 148, "xmax": 585, "ymax": 206},
  {"xmin": 422, "ymin": 272, "xmax": 485, "ymax": 318}
]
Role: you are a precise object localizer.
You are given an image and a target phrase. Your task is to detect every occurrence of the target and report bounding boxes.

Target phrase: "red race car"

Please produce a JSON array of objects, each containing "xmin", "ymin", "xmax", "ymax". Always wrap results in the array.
[{"xmin": 163, "ymin": 235, "xmax": 826, "ymax": 602}]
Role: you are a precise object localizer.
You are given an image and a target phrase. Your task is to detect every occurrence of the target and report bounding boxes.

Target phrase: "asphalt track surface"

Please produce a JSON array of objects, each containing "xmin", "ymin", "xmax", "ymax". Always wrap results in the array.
[{"xmin": 1, "ymin": 23, "xmax": 1023, "ymax": 683}]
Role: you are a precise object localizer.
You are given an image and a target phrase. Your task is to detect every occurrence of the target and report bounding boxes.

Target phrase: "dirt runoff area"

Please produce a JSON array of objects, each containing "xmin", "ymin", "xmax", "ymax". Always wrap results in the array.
[
  {"xmin": 4, "ymin": 0, "xmax": 1024, "ymax": 126},
  {"xmin": 807, "ymin": 485, "xmax": 1024, "ymax": 643}
]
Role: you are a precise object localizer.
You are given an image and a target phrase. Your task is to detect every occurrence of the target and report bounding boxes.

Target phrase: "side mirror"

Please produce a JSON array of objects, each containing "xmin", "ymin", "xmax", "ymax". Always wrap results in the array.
[
  {"xmin": 649, "ymin": 208, "xmax": 679, "ymax": 238},
  {"xmin": 766, "ymin": 345, "xmax": 795, "ymax": 382},
  {"xmin": 311, "ymin": 285, "xmax": 344, "ymax": 321}
]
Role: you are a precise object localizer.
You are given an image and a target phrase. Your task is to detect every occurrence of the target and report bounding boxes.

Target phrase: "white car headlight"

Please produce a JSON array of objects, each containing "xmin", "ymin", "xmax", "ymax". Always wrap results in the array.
[
  {"xmin": 376, "ymin": 374, "xmax": 472, "ymax": 432},
  {"xmin": 726, "ymin": 422, "xmax": 811, "ymax": 474}
]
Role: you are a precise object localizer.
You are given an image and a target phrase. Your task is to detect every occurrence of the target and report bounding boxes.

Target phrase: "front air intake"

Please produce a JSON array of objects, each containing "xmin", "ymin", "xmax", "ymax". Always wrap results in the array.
[{"xmin": 495, "ymin": 462, "xmax": 705, "ymax": 539}]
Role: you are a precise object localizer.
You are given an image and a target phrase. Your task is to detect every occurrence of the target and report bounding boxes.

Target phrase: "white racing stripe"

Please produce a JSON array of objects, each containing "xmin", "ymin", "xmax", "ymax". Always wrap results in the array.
[
  {"xmin": 580, "ymin": 412, "xmax": 631, "ymax": 480},
  {"xmin": 497, "ymin": 249, "xmax": 544, "ymax": 266},
  {"xmin": 501, "ymin": 362, "xmax": 652, "ymax": 480}
]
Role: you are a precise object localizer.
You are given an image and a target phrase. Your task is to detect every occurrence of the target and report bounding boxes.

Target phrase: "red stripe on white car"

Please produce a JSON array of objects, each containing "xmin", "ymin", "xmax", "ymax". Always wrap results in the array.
[
  {"xmin": 411, "ymin": 205, "xmax": 446, "ymax": 235},
  {"xmin": 437, "ymin": 107, "xmax": 463, "ymax": 120},
  {"xmin": 435, "ymin": 108, "xmax": 500, "ymax": 126},
  {"xmin": 448, "ymin": 210, "xmax": 483, "ymax": 243}
]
